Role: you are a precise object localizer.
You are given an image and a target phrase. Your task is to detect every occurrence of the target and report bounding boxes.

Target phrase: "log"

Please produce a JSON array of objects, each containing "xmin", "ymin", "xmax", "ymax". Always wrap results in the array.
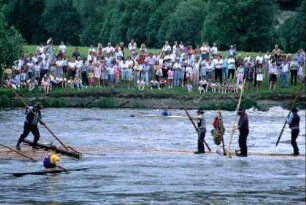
[{"xmin": 22, "ymin": 139, "xmax": 82, "ymax": 159}]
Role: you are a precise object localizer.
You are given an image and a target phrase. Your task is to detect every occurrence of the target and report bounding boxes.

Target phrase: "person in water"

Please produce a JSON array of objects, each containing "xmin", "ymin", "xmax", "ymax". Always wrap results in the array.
[
  {"xmin": 236, "ymin": 108, "xmax": 249, "ymax": 157},
  {"xmin": 43, "ymin": 146, "xmax": 68, "ymax": 172},
  {"xmin": 192, "ymin": 108, "xmax": 207, "ymax": 154},
  {"xmin": 287, "ymin": 107, "xmax": 300, "ymax": 156},
  {"xmin": 16, "ymin": 103, "xmax": 45, "ymax": 150},
  {"xmin": 161, "ymin": 106, "xmax": 170, "ymax": 116}
]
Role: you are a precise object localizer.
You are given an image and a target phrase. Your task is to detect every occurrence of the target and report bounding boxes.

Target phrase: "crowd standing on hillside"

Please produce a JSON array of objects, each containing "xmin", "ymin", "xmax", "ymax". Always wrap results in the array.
[{"xmin": 2, "ymin": 38, "xmax": 305, "ymax": 96}]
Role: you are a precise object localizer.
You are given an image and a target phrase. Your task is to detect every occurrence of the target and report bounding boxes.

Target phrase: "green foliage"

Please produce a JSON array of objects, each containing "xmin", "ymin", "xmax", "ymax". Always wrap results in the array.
[
  {"xmin": 0, "ymin": 94, "xmax": 10, "ymax": 107},
  {"xmin": 203, "ymin": 0, "xmax": 278, "ymax": 51},
  {"xmin": 0, "ymin": 13, "xmax": 25, "ymax": 66},
  {"xmin": 0, "ymin": 0, "xmax": 303, "ymax": 52},
  {"xmin": 42, "ymin": 0, "xmax": 81, "ymax": 45},
  {"xmin": 279, "ymin": 0, "xmax": 305, "ymax": 52},
  {"xmin": 165, "ymin": 0, "xmax": 206, "ymax": 46},
  {"xmin": 1, "ymin": 0, "xmax": 46, "ymax": 44}
]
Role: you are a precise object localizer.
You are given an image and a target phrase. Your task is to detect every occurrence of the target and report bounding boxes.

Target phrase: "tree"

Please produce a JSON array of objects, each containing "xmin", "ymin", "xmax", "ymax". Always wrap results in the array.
[
  {"xmin": 165, "ymin": 0, "xmax": 206, "ymax": 47},
  {"xmin": 0, "ymin": 13, "xmax": 25, "ymax": 67},
  {"xmin": 202, "ymin": 0, "xmax": 278, "ymax": 51},
  {"xmin": 42, "ymin": 0, "xmax": 81, "ymax": 45},
  {"xmin": 1, "ymin": 0, "xmax": 46, "ymax": 44}
]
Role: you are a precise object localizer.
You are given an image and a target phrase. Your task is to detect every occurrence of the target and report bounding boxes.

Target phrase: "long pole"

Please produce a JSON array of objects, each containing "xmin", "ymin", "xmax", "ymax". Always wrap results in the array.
[
  {"xmin": 275, "ymin": 83, "xmax": 304, "ymax": 146},
  {"xmin": 226, "ymin": 79, "xmax": 246, "ymax": 158},
  {"xmin": 1, "ymin": 79, "xmax": 70, "ymax": 150},
  {"xmin": 0, "ymin": 143, "xmax": 37, "ymax": 161},
  {"xmin": 218, "ymin": 109, "xmax": 226, "ymax": 156},
  {"xmin": 183, "ymin": 107, "xmax": 211, "ymax": 152}
]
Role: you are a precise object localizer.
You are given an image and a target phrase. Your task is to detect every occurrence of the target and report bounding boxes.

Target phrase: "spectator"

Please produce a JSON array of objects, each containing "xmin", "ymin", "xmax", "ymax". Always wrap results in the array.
[
  {"xmin": 41, "ymin": 74, "xmax": 51, "ymax": 96},
  {"xmin": 58, "ymin": 41, "xmax": 67, "ymax": 55}
]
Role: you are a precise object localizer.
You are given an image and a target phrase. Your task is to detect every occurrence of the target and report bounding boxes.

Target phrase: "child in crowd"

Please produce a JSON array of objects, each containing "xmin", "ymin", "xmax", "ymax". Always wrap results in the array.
[
  {"xmin": 167, "ymin": 68, "xmax": 173, "ymax": 88},
  {"xmin": 136, "ymin": 77, "xmax": 145, "ymax": 91},
  {"xmin": 27, "ymin": 76, "xmax": 38, "ymax": 91},
  {"xmin": 41, "ymin": 74, "xmax": 51, "ymax": 96},
  {"xmin": 150, "ymin": 78, "xmax": 160, "ymax": 90},
  {"xmin": 186, "ymin": 81, "xmax": 193, "ymax": 92}
]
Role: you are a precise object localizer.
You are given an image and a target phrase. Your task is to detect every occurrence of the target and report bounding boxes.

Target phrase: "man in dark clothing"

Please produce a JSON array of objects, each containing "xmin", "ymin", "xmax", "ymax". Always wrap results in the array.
[
  {"xmin": 193, "ymin": 108, "xmax": 207, "ymax": 154},
  {"xmin": 16, "ymin": 103, "xmax": 45, "ymax": 150},
  {"xmin": 287, "ymin": 107, "xmax": 300, "ymax": 155},
  {"xmin": 236, "ymin": 108, "xmax": 249, "ymax": 157}
]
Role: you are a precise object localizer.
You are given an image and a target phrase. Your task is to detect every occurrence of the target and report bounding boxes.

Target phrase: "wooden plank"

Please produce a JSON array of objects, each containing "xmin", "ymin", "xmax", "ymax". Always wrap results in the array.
[
  {"xmin": 9, "ymin": 167, "xmax": 89, "ymax": 177},
  {"xmin": 22, "ymin": 139, "xmax": 82, "ymax": 159}
]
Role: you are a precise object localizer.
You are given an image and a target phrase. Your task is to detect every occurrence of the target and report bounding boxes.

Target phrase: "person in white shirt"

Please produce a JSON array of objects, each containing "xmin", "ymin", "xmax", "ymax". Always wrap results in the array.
[
  {"xmin": 210, "ymin": 43, "xmax": 218, "ymax": 57},
  {"xmin": 162, "ymin": 41, "xmax": 171, "ymax": 55},
  {"xmin": 280, "ymin": 58, "xmax": 289, "ymax": 88},
  {"xmin": 58, "ymin": 41, "xmax": 66, "ymax": 55},
  {"xmin": 269, "ymin": 61, "xmax": 278, "ymax": 90},
  {"xmin": 228, "ymin": 55, "xmax": 236, "ymax": 80},
  {"xmin": 105, "ymin": 42, "xmax": 115, "ymax": 54},
  {"xmin": 128, "ymin": 39, "xmax": 137, "ymax": 59}
]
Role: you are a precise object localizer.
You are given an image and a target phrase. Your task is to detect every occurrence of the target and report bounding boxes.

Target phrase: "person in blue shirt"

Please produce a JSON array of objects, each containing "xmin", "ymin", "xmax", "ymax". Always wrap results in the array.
[{"xmin": 161, "ymin": 106, "xmax": 170, "ymax": 116}]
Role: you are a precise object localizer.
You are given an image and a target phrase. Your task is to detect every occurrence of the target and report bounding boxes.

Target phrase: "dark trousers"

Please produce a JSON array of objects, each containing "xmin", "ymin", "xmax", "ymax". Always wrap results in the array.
[
  {"xmin": 215, "ymin": 69, "xmax": 223, "ymax": 83},
  {"xmin": 18, "ymin": 122, "xmax": 40, "ymax": 148},
  {"xmin": 228, "ymin": 69, "xmax": 235, "ymax": 80},
  {"xmin": 291, "ymin": 129, "xmax": 299, "ymax": 155},
  {"xmin": 197, "ymin": 128, "xmax": 206, "ymax": 153},
  {"xmin": 290, "ymin": 70, "xmax": 297, "ymax": 85},
  {"xmin": 238, "ymin": 129, "xmax": 249, "ymax": 156}
]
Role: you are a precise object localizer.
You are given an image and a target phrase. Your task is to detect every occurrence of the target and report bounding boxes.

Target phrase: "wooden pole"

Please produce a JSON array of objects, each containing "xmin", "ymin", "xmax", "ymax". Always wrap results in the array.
[
  {"xmin": 276, "ymin": 83, "xmax": 304, "ymax": 146},
  {"xmin": 0, "ymin": 143, "xmax": 37, "ymax": 161},
  {"xmin": 183, "ymin": 107, "xmax": 211, "ymax": 152},
  {"xmin": 226, "ymin": 79, "xmax": 246, "ymax": 158},
  {"xmin": 1, "ymin": 79, "xmax": 70, "ymax": 151}
]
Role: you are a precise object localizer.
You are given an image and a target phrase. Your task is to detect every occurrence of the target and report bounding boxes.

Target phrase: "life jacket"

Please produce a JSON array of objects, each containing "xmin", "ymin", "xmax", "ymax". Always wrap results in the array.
[
  {"xmin": 212, "ymin": 117, "xmax": 219, "ymax": 129},
  {"xmin": 43, "ymin": 154, "xmax": 56, "ymax": 169}
]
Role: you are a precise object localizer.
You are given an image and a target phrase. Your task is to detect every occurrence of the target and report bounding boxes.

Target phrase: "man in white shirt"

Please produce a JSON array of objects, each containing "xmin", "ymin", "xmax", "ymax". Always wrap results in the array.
[
  {"xmin": 162, "ymin": 41, "xmax": 171, "ymax": 55},
  {"xmin": 58, "ymin": 41, "xmax": 67, "ymax": 54}
]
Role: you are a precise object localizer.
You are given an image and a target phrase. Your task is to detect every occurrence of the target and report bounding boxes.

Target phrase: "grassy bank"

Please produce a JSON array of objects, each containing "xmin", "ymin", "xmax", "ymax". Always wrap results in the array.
[{"xmin": 0, "ymin": 82, "xmax": 305, "ymax": 111}]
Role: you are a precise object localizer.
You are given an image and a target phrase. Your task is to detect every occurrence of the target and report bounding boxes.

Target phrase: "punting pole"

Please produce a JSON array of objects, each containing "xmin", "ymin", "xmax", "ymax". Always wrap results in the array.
[
  {"xmin": 183, "ymin": 107, "xmax": 211, "ymax": 152},
  {"xmin": 0, "ymin": 143, "xmax": 37, "ymax": 161},
  {"xmin": 276, "ymin": 82, "xmax": 305, "ymax": 146},
  {"xmin": 1, "ymin": 79, "xmax": 70, "ymax": 151},
  {"xmin": 226, "ymin": 79, "xmax": 246, "ymax": 158}
]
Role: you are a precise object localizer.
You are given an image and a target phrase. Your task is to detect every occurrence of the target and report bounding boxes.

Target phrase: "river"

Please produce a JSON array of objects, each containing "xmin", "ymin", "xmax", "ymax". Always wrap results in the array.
[{"xmin": 0, "ymin": 107, "xmax": 305, "ymax": 204}]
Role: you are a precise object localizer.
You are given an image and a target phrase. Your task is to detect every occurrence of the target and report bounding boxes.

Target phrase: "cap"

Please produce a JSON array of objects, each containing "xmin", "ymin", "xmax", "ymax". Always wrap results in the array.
[
  {"xmin": 291, "ymin": 107, "xmax": 298, "ymax": 113},
  {"xmin": 35, "ymin": 102, "xmax": 43, "ymax": 109},
  {"xmin": 197, "ymin": 108, "xmax": 204, "ymax": 114}
]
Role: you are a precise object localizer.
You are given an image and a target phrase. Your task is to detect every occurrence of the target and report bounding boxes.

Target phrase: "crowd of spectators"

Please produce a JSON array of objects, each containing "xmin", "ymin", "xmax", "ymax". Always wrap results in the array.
[{"xmin": 2, "ymin": 37, "xmax": 305, "ymax": 96}]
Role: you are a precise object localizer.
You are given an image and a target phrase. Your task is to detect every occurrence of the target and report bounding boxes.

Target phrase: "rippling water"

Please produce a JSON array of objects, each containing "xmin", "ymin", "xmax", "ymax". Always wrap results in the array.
[{"xmin": 0, "ymin": 107, "xmax": 305, "ymax": 204}]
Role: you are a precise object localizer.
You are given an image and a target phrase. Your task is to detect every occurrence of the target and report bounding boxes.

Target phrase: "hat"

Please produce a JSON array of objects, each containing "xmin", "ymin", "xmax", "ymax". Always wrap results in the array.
[
  {"xmin": 237, "ymin": 107, "xmax": 245, "ymax": 114},
  {"xmin": 35, "ymin": 103, "xmax": 43, "ymax": 109},
  {"xmin": 292, "ymin": 107, "xmax": 298, "ymax": 113},
  {"xmin": 197, "ymin": 108, "xmax": 204, "ymax": 114}
]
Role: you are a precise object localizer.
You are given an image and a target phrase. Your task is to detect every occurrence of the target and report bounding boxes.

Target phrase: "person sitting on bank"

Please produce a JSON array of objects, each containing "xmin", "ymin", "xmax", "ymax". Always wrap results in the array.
[
  {"xmin": 287, "ymin": 107, "xmax": 300, "ymax": 156},
  {"xmin": 16, "ymin": 103, "xmax": 45, "ymax": 150},
  {"xmin": 43, "ymin": 146, "xmax": 68, "ymax": 172}
]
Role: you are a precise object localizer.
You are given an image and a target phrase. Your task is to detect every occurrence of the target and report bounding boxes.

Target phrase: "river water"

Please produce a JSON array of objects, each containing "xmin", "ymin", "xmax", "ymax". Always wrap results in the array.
[{"xmin": 0, "ymin": 107, "xmax": 305, "ymax": 205}]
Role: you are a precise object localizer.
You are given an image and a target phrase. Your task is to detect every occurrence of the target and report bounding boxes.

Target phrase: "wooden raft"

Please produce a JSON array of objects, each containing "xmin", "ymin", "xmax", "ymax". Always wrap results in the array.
[{"xmin": 22, "ymin": 139, "xmax": 82, "ymax": 159}]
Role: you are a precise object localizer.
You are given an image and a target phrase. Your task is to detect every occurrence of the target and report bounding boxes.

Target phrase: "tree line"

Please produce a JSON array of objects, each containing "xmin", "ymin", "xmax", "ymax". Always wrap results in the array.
[{"xmin": 0, "ymin": 0, "xmax": 305, "ymax": 55}]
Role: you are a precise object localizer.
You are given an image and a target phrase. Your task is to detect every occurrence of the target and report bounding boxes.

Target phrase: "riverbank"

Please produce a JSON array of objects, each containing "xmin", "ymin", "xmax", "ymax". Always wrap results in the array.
[{"xmin": 1, "ymin": 86, "xmax": 305, "ymax": 111}]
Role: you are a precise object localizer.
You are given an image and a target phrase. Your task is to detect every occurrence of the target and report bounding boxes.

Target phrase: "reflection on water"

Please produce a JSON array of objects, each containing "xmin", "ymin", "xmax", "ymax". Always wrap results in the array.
[{"xmin": 0, "ymin": 107, "xmax": 305, "ymax": 204}]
